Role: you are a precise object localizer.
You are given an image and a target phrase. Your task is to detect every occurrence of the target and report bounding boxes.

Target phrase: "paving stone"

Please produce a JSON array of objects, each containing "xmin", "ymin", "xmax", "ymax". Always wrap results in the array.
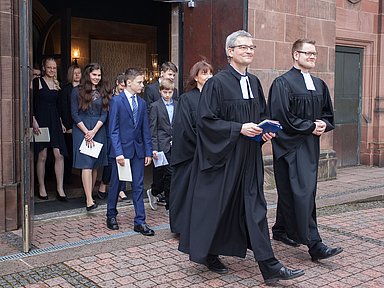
[
  {"xmin": 0, "ymin": 263, "xmax": 98, "ymax": 287},
  {"xmin": 1, "ymin": 167, "xmax": 384, "ymax": 287}
]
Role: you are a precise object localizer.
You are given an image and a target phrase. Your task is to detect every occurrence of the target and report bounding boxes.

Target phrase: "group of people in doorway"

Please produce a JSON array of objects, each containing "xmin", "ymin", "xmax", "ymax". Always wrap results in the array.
[{"xmin": 31, "ymin": 29, "xmax": 343, "ymax": 284}]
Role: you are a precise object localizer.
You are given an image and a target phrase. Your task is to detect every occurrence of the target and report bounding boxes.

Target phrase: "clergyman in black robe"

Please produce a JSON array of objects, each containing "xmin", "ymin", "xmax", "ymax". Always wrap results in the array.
[
  {"xmin": 178, "ymin": 30, "xmax": 304, "ymax": 284},
  {"xmin": 268, "ymin": 38, "xmax": 343, "ymax": 261},
  {"xmin": 170, "ymin": 60, "xmax": 213, "ymax": 234}
]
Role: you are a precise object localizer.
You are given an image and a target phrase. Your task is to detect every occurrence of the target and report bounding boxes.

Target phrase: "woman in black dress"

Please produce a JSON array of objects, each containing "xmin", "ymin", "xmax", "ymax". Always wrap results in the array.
[
  {"xmin": 71, "ymin": 63, "xmax": 110, "ymax": 211},
  {"xmin": 169, "ymin": 60, "xmax": 213, "ymax": 233},
  {"xmin": 32, "ymin": 57, "xmax": 67, "ymax": 200}
]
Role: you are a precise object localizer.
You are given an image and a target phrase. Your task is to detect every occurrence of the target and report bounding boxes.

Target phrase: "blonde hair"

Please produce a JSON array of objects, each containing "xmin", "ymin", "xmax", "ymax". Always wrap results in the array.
[
  {"xmin": 67, "ymin": 64, "xmax": 81, "ymax": 84},
  {"xmin": 42, "ymin": 57, "xmax": 61, "ymax": 90},
  {"xmin": 160, "ymin": 79, "xmax": 175, "ymax": 91}
]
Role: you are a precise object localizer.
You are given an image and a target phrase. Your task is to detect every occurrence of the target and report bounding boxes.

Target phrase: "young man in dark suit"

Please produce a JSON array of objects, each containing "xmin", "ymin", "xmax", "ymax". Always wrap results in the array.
[
  {"xmin": 147, "ymin": 79, "xmax": 177, "ymax": 211},
  {"xmin": 144, "ymin": 61, "xmax": 179, "ymax": 108},
  {"xmin": 107, "ymin": 68, "xmax": 154, "ymax": 236}
]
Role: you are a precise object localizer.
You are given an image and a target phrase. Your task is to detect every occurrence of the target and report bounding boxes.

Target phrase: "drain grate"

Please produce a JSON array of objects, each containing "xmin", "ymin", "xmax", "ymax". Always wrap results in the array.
[{"xmin": 0, "ymin": 223, "xmax": 169, "ymax": 262}]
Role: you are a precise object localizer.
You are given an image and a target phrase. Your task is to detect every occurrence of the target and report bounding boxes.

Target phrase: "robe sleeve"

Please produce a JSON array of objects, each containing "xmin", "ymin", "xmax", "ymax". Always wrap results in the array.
[
  {"xmin": 170, "ymin": 91, "xmax": 198, "ymax": 166},
  {"xmin": 268, "ymin": 77, "xmax": 316, "ymax": 135},
  {"xmin": 196, "ymin": 77, "xmax": 243, "ymax": 171},
  {"xmin": 181, "ymin": 93, "xmax": 198, "ymax": 143},
  {"xmin": 319, "ymin": 80, "xmax": 335, "ymax": 132}
]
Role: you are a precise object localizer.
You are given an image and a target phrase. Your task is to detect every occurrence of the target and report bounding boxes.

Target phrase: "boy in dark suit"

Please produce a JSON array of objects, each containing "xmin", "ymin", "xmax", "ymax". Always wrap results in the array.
[
  {"xmin": 144, "ymin": 62, "xmax": 178, "ymax": 206},
  {"xmin": 107, "ymin": 68, "xmax": 154, "ymax": 236},
  {"xmin": 147, "ymin": 79, "xmax": 177, "ymax": 211}
]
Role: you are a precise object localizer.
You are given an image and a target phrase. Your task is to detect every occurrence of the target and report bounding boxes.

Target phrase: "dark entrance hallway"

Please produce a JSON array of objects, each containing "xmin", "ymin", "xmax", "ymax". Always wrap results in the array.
[{"xmin": 33, "ymin": 0, "xmax": 176, "ymax": 215}]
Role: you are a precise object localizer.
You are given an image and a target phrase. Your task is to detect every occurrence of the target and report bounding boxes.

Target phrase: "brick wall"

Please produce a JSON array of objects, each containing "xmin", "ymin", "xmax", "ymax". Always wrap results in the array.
[
  {"xmin": 248, "ymin": 0, "xmax": 336, "ymax": 164},
  {"xmin": 336, "ymin": 0, "xmax": 384, "ymax": 166}
]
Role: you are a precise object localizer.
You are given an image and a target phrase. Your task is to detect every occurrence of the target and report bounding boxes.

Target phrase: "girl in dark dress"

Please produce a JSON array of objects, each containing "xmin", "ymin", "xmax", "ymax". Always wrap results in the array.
[
  {"xmin": 32, "ymin": 57, "xmax": 67, "ymax": 200},
  {"xmin": 59, "ymin": 64, "xmax": 81, "ymax": 184},
  {"xmin": 71, "ymin": 63, "xmax": 110, "ymax": 211},
  {"xmin": 169, "ymin": 60, "xmax": 213, "ymax": 233}
]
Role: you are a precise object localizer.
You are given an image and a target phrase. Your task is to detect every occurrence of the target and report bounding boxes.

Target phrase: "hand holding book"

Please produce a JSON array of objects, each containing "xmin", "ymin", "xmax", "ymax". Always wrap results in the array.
[{"xmin": 247, "ymin": 119, "xmax": 283, "ymax": 142}]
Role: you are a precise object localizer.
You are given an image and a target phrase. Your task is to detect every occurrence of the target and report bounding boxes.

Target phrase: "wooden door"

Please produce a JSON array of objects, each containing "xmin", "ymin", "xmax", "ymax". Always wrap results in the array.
[
  {"xmin": 333, "ymin": 46, "xmax": 362, "ymax": 166},
  {"xmin": 182, "ymin": 0, "xmax": 246, "ymax": 86}
]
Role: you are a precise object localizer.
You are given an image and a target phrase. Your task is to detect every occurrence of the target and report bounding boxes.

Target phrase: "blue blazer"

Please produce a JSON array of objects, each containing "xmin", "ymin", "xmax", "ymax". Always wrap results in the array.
[{"xmin": 108, "ymin": 92, "xmax": 152, "ymax": 159}]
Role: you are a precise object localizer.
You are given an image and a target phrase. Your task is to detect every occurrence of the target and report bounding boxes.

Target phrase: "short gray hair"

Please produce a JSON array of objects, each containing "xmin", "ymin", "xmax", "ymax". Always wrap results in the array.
[{"xmin": 225, "ymin": 30, "xmax": 253, "ymax": 57}]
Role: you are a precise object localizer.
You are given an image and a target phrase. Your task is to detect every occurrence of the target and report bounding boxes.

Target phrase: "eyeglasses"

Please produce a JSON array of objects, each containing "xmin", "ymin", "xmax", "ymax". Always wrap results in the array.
[
  {"xmin": 296, "ymin": 51, "xmax": 318, "ymax": 57},
  {"xmin": 230, "ymin": 45, "xmax": 257, "ymax": 51}
]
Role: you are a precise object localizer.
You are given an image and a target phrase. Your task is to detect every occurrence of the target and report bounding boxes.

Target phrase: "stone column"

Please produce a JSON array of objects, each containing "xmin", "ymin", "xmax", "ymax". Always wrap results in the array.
[{"xmin": 0, "ymin": 0, "xmax": 21, "ymax": 232}]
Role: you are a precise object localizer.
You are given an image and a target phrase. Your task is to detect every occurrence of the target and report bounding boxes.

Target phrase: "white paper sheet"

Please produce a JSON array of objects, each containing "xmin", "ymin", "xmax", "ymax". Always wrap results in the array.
[
  {"xmin": 116, "ymin": 159, "xmax": 132, "ymax": 181},
  {"xmin": 153, "ymin": 151, "xmax": 169, "ymax": 168},
  {"xmin": 79, "ymin": 139, "xmax": 103, "ymax": 158}
]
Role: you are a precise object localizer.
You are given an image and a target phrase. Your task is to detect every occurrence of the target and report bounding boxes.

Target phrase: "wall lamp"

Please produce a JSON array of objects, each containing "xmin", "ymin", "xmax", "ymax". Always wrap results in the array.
[{"xmin": 72, "ymin": 48, "xmax": 80, "ymax": 65}]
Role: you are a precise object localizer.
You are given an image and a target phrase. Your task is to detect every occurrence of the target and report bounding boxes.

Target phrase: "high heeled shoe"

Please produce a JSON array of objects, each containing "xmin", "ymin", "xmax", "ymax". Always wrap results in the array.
[
  {"xmin": 37, "ymin": 194, "xmax": 48, "ymax": 200},
  {"xmin": 97, "ymin": 190, "xmax": 107, "ymax": 200},
  {"xmin": 118, "ymin": 191, "xmax": 128, "ymax": 201},
  {"xmin": 56, "ymin": 191, "xmax": 67, "ymax": 201},
  {"xmin": 86, "ymin": 202, "xmax": 98, "ymax": 211}
]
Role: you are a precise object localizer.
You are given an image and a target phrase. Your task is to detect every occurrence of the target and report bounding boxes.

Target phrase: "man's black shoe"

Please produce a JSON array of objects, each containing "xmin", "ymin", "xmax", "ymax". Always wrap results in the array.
[
  {"xmin": 134, "ymin": 224, "xmax": 155, "ymax": 236},
  {"xmin": 106, "ymin": 217, "xmax": 119, "ymax": 230},
  {"xmin": 206, "ymin": 255, "xmax": 228, "ymax": 274},
  {"xmin": 272, "ymin": 233, "xmax": 300, "ymax": 247},
  {"xmin": 264, "ymin": 266, "xmax": 305, "ymax": 284},
  {"xmin": 310, "ymin": 245, "xmax": 343, "ymax": 261}
]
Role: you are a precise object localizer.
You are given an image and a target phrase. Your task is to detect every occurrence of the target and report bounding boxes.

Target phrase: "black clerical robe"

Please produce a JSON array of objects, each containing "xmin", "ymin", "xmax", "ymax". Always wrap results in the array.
[
  {"xmin": 178, "ymin": 64, "xmax": 275, "ymax": 264},
  {"xmin": 169, "ymin": 87, "xmax": 200, "ymax": 233},
  {"xmin": 268, "ymin": 67, "xmax": 334, "ymax": 244}
]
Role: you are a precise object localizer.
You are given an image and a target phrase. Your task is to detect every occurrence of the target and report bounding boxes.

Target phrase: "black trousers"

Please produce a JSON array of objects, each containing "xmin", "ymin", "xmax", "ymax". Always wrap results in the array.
[
  {"xmin": 151, "ymin": 150, "xmax": 172, "ymax": 209},
  {"xmin": 272, "ymin": 150, "xmax": 322, "ymax": 246}
]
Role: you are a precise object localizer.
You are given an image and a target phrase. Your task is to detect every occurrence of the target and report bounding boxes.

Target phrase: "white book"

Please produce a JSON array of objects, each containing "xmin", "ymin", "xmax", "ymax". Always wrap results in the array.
[
  {"xmin": 79, "ymin": 139, "xmax": 103, "ymax": 158},
  {"xmin": 30, "ymin": 127, "xmax": 50, "ymax": 142},
  {"xmin": 116, "ymin": 159, "xmax": 132, "ymax": 181}
]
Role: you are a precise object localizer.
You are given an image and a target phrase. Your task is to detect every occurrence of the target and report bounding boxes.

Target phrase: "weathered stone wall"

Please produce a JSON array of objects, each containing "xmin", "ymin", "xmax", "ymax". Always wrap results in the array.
[{"xmin": 0, "ymin": 0, "xmax": 21, "ymax": 232}]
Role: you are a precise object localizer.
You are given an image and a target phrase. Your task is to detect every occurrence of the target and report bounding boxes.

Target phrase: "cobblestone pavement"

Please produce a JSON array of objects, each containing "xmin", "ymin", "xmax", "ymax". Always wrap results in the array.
[{"xmin": 0, "ymin": 166, "xmax": 383, "ymax": 287}]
